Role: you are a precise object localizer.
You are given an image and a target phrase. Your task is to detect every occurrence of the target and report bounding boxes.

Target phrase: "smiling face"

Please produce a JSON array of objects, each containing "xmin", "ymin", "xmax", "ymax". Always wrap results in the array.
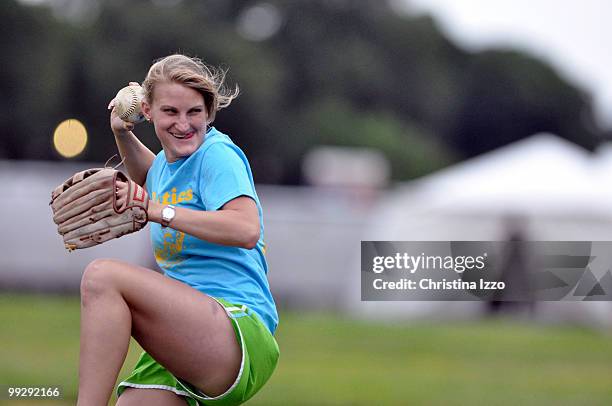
[{"xmin": 142, "ymin": 81, "xmax": 208, "ymax": 162}]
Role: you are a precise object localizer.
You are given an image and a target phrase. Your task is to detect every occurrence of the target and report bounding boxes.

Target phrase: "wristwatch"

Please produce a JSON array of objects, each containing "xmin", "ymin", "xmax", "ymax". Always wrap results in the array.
[{"xmin": 161, "ymin": 204, "xmax": 176, "ymax": 227}]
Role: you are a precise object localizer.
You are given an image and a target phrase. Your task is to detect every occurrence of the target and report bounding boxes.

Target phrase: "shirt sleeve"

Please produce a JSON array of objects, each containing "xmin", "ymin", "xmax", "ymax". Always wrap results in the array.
[{"xmin": 199, "ymin": 141, "xmax": 256, "ymax": 211}]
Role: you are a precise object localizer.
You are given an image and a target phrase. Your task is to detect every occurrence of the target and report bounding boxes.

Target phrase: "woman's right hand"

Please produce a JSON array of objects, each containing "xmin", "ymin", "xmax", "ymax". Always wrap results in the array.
[{"xmin": 108, "ymin": 82, "xmax": 141, "ymax": 135}]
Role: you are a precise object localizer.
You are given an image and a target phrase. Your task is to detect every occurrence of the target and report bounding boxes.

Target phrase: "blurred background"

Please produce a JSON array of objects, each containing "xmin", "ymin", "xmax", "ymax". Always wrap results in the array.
[{"xmin": 1, "ymin": 0, "xmax": 612, "ymax": 404}]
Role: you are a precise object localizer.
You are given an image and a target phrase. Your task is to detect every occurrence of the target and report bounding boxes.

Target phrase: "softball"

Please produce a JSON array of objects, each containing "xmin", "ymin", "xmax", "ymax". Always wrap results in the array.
[{"xmin": 113, "ymin": 84, "xmax": 145, "ymax": 123}]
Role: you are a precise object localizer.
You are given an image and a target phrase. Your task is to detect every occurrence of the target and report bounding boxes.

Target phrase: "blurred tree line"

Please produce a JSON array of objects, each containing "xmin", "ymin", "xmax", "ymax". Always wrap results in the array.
[{"xmin": 0, "ymin": 0, "xmax": 605, "ymax": 184}]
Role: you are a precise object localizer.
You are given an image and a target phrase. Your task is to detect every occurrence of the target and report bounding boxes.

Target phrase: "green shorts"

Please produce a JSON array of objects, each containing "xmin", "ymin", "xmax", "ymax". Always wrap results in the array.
[{"xmin": 117, "ymin": 298, "xmax": 279, "ymax": 406}]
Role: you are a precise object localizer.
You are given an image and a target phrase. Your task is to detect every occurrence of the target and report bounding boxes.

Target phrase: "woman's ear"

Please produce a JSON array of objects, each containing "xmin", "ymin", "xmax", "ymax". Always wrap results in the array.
[{"xmin": 141, "ymin": 101, "xmax": 152, "ymax": 121}]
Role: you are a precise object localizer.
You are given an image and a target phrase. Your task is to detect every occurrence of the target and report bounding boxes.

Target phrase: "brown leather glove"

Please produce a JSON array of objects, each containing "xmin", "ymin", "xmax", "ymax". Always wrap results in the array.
[{"xmin": 50, "ymin": 168, "xmax": 148, "ymax": 251}]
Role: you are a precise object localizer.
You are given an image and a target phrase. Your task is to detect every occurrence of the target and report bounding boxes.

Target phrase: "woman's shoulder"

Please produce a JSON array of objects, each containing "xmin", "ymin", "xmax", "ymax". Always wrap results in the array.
[
  {"xmin": 202, "ymin": 127, "xmax": 233, "ymax": 147},
  {"xmin": 200, "ymin": 128, "xmax": 245, "ymax": 157},
  {"xmin": 148, "ymin": 150, "xmax": 167, "ymax": 171}
]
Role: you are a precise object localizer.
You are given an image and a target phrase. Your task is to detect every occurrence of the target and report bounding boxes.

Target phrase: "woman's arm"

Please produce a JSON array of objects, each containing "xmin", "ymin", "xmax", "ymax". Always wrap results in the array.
[
  {"xmin": 112, "ymin": 126, "xmax": 155, "ymax": 186},
  {"xmin": 148, "ymin": 196, "xmax": 260, "ymax": 249},
  {"xmin": 108, "ymin": 86, "xmax": 156, "ymax": 186}
]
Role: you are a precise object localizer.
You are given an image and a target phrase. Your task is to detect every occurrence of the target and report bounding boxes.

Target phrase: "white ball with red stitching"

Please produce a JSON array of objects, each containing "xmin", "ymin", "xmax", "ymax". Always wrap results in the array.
[{"xmin": 113, "ymin": 85, "xmax": 145, "ymax": 124}]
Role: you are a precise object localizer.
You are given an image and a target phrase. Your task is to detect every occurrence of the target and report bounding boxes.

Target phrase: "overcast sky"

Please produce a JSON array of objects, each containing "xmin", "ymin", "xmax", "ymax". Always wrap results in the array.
[{"xmin": 393, "ymin": 0, "xmax": 611, "ymax": 129}]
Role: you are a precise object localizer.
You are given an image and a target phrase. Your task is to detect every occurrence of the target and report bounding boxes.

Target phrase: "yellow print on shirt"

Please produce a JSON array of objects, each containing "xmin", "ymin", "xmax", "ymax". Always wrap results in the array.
[
  {"xmin": 155, "ymin": 229, "xmax": 186, "ymax": 266},
  {"xmin": 151, "ymin": 187, "xmax": 191, "ymax": 266},
  {"xmin": 151, "ymin": 188, "xmax": 193, "ymax": 205}
]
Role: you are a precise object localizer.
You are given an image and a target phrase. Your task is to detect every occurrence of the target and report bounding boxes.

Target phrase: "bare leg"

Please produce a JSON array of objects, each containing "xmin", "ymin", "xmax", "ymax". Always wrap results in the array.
[
  {"xmin": 116, "ymin": 388, "xmax": 188, "ymax": 406},
  {"xmin": 77, "ymin": 268, "xmax": 132, "ymax": 406},
  {"xmin": 76, "ymin": 259, "xmax": 241, "ymax": 406}
]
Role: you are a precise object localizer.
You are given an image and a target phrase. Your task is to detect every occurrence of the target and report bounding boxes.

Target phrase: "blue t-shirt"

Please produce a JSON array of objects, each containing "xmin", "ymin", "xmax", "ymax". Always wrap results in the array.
[{"xmin": 146, "ymin": 127, "xmax": 278, "ymax": 334}]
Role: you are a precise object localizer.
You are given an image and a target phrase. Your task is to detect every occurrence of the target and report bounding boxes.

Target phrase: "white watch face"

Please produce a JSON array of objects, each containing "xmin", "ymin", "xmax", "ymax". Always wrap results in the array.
[{"xmin": 162, "ymin": 206, "xmax": 175, "ymax": 222}]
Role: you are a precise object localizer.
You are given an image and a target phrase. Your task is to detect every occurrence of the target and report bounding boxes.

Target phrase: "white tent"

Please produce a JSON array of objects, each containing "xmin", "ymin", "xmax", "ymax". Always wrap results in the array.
[
  {"xmin": 362, "ymin": 133, "xmax": 612, "ymax": 241},
  {"xmin": 413, "ymin": 134, "xmax": 604, "ymax": 215}
]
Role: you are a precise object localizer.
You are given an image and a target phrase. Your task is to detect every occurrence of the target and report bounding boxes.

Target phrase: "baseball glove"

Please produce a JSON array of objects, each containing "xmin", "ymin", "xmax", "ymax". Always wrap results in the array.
[{"xmin": 50, "ymin": 168, "xmax": 148, "ymax": 251}]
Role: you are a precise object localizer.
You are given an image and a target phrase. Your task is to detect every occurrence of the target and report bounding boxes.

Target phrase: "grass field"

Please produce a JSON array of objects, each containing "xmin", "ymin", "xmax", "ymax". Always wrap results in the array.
[{"xmin": 1, "ymin": 294, "xmax": 612, "ymax": 405}]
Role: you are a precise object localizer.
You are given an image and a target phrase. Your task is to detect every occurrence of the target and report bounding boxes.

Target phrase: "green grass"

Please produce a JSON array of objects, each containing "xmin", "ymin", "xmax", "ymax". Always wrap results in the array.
[{"xmin": 1, "ymin": 294, "xmax": 611, "ymax": 405}]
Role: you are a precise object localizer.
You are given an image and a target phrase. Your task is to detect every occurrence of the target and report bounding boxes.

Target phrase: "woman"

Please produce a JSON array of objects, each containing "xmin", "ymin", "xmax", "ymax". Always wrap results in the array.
[{"xmin": 77, "ymin": 54, "xmax": 279, "ymax": 406}]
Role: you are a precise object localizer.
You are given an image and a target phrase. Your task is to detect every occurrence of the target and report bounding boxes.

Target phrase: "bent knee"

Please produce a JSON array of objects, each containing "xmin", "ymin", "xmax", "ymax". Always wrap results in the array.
[{"xmin": 80, "ymin": 258, "xmax": 122, "ymax": 302}]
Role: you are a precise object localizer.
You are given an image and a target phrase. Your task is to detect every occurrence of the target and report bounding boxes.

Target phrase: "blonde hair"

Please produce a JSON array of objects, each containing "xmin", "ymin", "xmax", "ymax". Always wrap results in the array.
[{"xmin": 142, "ymin": 54, "xmax": 239, "ymax": 123}]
